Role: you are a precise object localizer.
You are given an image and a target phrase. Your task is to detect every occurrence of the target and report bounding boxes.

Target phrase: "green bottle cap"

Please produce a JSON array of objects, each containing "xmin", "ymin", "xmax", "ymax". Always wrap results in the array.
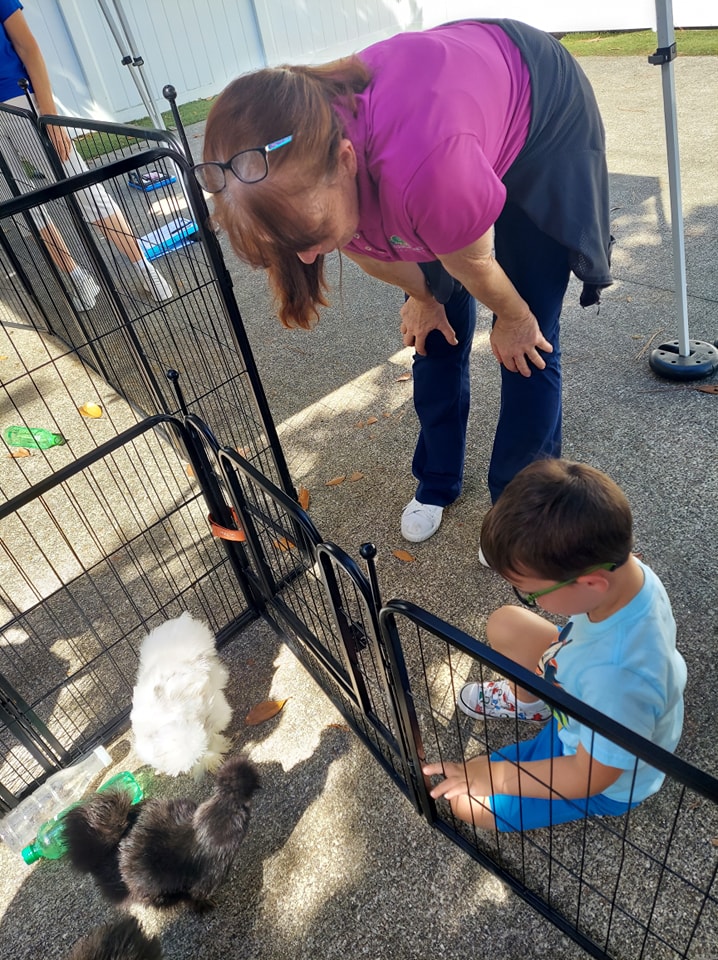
[{"xmin": 21, "ymin": 843, "xmax": 41, "ymax": 865}]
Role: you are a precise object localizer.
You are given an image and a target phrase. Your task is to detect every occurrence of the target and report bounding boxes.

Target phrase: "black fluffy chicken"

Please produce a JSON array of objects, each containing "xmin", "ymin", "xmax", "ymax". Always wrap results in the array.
[
  {"xmin": 62, "ymin": 755, "xmax": 260, "ymax": 911},
  {"xmin": 66, "ymin": 916, "xmax": 163, "ymax": 960}
]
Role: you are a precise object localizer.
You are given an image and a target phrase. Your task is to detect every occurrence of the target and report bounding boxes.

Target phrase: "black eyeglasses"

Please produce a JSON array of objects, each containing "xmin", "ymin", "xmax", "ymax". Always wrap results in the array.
[
  {"xmin": 512, "ymin": 563, "xmax": 617, "ymax": 608},
  {"xmin": 193, "ymin": 135, "xmax": 293, "ymax": 193}
]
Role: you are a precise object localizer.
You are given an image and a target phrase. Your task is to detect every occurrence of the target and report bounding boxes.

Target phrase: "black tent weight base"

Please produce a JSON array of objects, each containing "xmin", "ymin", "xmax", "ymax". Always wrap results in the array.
[{"xmin": 649, "ymin": 339, "xmax": 718, "ymax": 381}]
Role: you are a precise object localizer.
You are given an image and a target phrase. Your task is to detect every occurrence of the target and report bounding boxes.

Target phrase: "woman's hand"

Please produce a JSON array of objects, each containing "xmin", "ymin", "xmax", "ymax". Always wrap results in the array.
[
  {"xmin": 342, "ymin": 252, "xmax": 458, "ymax": 355},
  {"xmin": 438, "ymin": 232, "xmax": 553, "ymax": 376},
  {"xmin": 399, "ymin": 295, "xmax": 458, "ymax": 356},
  {"xmin": 490, "ymin": 311, "xmax": 553, "ymax": 377}
]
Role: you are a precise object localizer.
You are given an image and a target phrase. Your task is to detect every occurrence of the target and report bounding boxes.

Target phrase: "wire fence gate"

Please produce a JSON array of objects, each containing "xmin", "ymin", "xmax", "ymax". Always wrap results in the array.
[
  {"xmin": 0, "ymin": 109, "xmax": 716, "ymax": 960},
  {"xmin": 0, "ymin": 100, "xmax": 290, "ymax": 789}
]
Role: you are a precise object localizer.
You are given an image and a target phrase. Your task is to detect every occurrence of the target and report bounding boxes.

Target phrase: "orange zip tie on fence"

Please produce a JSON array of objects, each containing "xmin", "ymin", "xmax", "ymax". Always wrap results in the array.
[{"xmin": 208, "ymin": 508, "xmax": 246, "ymax": 541}]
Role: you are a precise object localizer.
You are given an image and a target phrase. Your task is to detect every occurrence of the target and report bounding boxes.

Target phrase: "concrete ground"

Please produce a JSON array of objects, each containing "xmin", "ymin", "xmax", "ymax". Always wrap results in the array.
[{"xmin": 1, "ymin": 55, "xmax": 717, "ymax": 959}]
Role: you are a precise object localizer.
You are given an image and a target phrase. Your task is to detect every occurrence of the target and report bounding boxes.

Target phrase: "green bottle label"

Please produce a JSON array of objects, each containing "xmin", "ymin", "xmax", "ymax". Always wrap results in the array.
[{"xmin": 97, "ymin": 771, "xmax": 144, "ymax": 804}]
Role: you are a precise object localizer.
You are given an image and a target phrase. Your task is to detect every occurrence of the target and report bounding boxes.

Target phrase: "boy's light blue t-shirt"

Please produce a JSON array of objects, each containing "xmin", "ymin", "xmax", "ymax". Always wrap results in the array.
[{"xmin": 548, "ymin": 560, "xmax": 686, "ymax": 803}]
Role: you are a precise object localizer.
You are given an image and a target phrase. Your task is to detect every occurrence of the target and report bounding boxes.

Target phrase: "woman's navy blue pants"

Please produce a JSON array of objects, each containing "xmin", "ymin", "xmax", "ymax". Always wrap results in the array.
[{"xmin": 412, "ymin": 202, "xmax": 571, "ymax": 506}]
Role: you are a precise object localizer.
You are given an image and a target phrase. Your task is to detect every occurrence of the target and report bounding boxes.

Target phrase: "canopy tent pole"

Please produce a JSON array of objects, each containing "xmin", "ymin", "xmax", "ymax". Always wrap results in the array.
[
  {"xmin": 96, "ymin": 0, "xmax": 165, "ymax": 130},
  {"xmin": 648, "ymin": 0, "xmax": 718, "ymax": 379}
]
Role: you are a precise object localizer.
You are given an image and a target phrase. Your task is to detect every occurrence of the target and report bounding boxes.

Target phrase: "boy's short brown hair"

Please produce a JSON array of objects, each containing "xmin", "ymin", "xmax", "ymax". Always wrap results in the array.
[{"xmin": 480, "ymin": 459, "xmax": 633, "ymax": 580}]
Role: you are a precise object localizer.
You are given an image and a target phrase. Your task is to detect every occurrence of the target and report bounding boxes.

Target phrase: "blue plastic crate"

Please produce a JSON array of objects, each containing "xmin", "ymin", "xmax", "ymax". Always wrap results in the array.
[{"xmin": 138, "ymin": 217, "xmax": 198, "ymax": 261}]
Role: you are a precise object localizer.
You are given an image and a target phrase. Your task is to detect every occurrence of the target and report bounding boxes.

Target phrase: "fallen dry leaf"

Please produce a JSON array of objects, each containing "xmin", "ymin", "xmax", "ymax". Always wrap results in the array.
[
  {"xmin": 382, "ymin": 412, "xmax": 391, "ymax": 418},
  {"xmin": 712, "ymin": 837, "xmax": 718, "ymax": 848},
  {"xmin": 393, "ymin": 549, "xmax": 416, "ymax": 562},
  {"xmin": 273, "ymin": 536, "xmax": 295, "ymax": 551},
  {"xmin": 326, "ymin": 475, "xmax": 346, "ymax": 486},
  {"xmin": 298, "ymin": 485, "xmax": 310, "ymax": 510},
  {"xmin": 366, "ymin": 416, "xmax": 378, "ymax": 425},
  {"xmin": 695, "ymin": 385, "xmax": 718, "ymax": 394},
  {"xmin": 396, "ymin": 372, "xmax": 412, "ymax": 382},
  {"xmin": 78, "ymin": 402, "xmax": 102, "ymax": 418},
  {"xmin": 245, "ymin": 698, "xmax": 288, "ymax": 725},
  {"xmin": 185, "ymin": 463, "xmax": 194, "ymax": 478},
  {"xmin": 8, "ymin": 447, "xmax": 30, "ymax": 458},
  {"xmin": 327, "ymin": 722, "xmax": 350, "ymax": 731},
  {"xmin": 236, "ymin": 446, "xmax": 251, "ymax": 457},
  {"xmin": 349, "ymin": 471, "xmax": 364, "ymax": 482},
  {"xmin": 355, "ymin": 419, "xmax": 366, "ymax": 428},
  {"xmin": 0, "ymin": 354, "xmax": 8, "ymax": 360}
]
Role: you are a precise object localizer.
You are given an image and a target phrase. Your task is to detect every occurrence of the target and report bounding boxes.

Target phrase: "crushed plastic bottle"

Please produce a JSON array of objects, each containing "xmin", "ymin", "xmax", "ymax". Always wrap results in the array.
[
  {"xmin": 3, "ymin": 426, "xmax": 67, "ymax": 449},
  {"xmin": 0, "ymin": 746, "xmax": 111, "ymax": 855},
  {"xmin": 21, "ymin": 770, "xmax": 144, "ymax": 864}
]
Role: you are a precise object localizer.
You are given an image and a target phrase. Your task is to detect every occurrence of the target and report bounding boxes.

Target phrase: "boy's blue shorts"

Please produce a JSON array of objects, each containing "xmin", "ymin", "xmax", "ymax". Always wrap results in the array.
[{"xmin": 488, "ymin": 718, "xmax": 638, "ymax": 833}]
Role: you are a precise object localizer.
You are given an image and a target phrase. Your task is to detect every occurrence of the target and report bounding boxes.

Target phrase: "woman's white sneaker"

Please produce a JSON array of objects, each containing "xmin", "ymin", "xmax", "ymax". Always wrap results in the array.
[{"xmin": 401, "ymin": 498, "xmax": 443, "ymax": 542}]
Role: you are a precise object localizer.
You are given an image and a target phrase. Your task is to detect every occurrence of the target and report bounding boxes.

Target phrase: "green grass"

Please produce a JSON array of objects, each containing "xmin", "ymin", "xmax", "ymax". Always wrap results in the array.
[
  {"xmin": 74, "ymin": 97, "xmax": 217, "ymax": 162},
  {"xmin": 561, "ymin": 27, "xmax": 718, "ymax": 57}
]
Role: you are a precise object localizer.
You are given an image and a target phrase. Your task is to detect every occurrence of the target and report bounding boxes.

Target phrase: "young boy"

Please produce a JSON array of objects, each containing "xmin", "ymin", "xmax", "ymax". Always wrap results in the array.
[{"xmin": 423, "ymin": 459, "xmax": 687, "ymax": 832}]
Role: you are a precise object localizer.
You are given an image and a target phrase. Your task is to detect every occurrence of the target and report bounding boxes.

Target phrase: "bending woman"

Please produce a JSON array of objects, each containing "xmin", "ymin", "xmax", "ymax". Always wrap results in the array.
[{"xmin": 198, "ymin": 19, "xmax": 613, "ymax": 543}]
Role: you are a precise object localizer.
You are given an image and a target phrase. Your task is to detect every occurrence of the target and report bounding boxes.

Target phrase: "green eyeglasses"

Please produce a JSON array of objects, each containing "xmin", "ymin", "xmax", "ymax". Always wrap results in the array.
[{"xmin": 512, "ymin": 563, "xmax": 618, "ymax": 608}]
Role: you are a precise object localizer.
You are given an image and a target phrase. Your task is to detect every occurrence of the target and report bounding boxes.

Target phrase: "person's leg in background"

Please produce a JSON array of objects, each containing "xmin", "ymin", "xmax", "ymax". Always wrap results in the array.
[
  {"xmin": 38, "ymin": 220, "xmax": 100, "ymax": 311},
  {"xmin": 0, "ymin": 99, "xmax": 171, "ymax": 307},
  {"xmin": 402, "ymin": 278, "xmax": 476, "ymax": 542},
  {"xmin": 61, "ymin": 145, "xmax": 172, "ymax": 302},
  {"xmin": 0, "ymin": 110, "xmax": 100, "ymax": 312},
  {"xmin": 488, "ymin": 202, "xmax": 570, "ymax": 503}
]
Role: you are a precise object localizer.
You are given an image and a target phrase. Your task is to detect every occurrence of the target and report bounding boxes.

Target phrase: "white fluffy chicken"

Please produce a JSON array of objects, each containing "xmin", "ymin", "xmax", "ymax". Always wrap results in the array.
[{"xmin": 130, "ymin": 613, "xmax": 232, "ymax": 777}]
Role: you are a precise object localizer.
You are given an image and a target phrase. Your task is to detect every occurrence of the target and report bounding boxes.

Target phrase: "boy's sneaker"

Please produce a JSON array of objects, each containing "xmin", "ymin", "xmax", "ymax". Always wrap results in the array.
[
  {"xmin": 458, "ymin": 679, "xmax": 551, "ymax": 723},
  {"xmin": 68, "ymin": 266, "xmax": 100, "ymax": 312},
  {"xmin": 135, "ymin": 260, "xmax": 172, "ymax": 301}
]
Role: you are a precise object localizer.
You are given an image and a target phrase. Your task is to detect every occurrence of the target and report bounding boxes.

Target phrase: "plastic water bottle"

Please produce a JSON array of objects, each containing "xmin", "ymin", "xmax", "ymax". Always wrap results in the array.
[
  {"xmin": 20, "ymin": 770, "xmax": 144, "ymax": 864},
  {"xmin": 3, "ymin": 425, "xmax": 67, "ymax": 449},
  {"xmin": 0, "ymin": 746, "xmax": 111, "ymax": 855}
]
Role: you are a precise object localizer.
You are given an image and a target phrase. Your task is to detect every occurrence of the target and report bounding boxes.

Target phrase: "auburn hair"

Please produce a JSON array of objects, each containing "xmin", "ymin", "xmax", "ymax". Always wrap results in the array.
[
  {"xmin": 203, "ymin": 59, "xmax": 371, "ymax": 329},
  {"xmin": 480, "ymin": 459, "xmax": 633, "ymax": 580}
]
